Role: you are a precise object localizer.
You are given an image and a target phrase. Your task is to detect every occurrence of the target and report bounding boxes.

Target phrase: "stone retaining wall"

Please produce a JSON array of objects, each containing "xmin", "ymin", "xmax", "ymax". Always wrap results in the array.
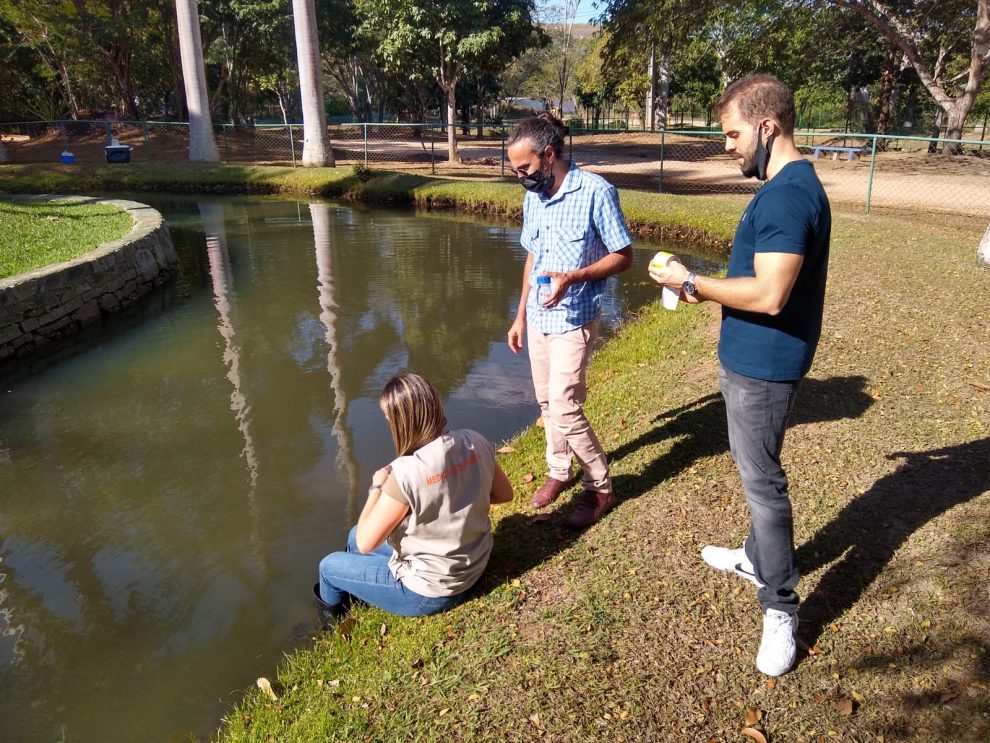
[{"xmin": 0, "ymin": 196, "xmax": 177, "ymax": 362}]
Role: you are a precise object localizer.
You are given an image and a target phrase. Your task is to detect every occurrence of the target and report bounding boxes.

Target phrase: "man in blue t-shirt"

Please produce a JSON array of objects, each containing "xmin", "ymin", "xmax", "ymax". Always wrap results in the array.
[{"xmin": 650, "ymin": 75, "xmax": 830, "ymax": 677}]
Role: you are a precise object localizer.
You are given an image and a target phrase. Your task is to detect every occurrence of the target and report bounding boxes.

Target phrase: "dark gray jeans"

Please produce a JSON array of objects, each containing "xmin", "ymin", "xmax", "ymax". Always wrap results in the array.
[{"xmin": 719, "ymin": 365, "xmax": 801, "ymax": 615}]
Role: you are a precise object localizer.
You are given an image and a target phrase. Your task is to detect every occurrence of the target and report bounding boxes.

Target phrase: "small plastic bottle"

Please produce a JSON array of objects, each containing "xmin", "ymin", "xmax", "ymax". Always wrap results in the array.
[{"xmin": 536, "ymin": 275, "xmax": 552, "ymax": 306}]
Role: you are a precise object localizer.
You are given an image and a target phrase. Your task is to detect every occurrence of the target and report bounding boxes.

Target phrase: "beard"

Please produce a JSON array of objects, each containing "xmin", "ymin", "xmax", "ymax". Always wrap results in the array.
[
  {"xmin": 739, "ymin": 145, "xmax": 761, "ymax": 179},
  {"xmin": 739, "ymin": 127, "xmax": 775, "ymax": 180}
]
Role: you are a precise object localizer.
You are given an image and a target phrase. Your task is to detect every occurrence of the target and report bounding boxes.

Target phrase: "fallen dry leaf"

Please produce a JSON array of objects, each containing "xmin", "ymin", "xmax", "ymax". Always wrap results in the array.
[
  {"xmin": 969, "ymin": 381, "xmax": 989, "ymax": 392},
  {"xmin": 740, "ymin": 727, "xmax": 768, "ymax": 743},
  {"xmin": 836, "ymin": 697, "xmax": 854, "ymax": 716},
  {"xmin": 337, "ymin": 616, "xmax": 356, "ymax": 639},
  {"xmin": 766, "ymin": 679, "xmax": 776, "ymax": 690},
  {"xmin": 256, "ymin": 677, "xmax": 278, "ymax": 701},
  {"xmin": 522, "ymin": 472, "xmax": 535, "ymax": 483},
  {"xmin": 745, "ymin": 708, "xmax": 763, "ymax": 726},
  {"xmin": 529, "ymin": 713, "xmax": 541, "ymax": 726},
  {"xmin": 438, "ymin": 708, "xmax": 450, "ymax": 717},
  {"xmin": 379, "ymin": 623, "xmax": 388, "ymax": 637},
  {"xmin": 497, "ymin": 445, "xmax": 516, "ymax": 453}
]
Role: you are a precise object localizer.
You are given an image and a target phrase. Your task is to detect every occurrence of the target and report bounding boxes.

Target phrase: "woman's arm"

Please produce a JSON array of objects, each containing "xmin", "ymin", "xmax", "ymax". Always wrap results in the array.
[
  {"xmin": 489, "ymin": 462, "xmax": 514, "ymax": 506},
  {"xmin": 355, "ymin": 467, "xmax": 409, "ymax": 554}
]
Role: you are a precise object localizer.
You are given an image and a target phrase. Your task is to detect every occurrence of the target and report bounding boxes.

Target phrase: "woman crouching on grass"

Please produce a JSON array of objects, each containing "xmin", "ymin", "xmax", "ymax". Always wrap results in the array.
[{"xmin": 315, "ymin": 372, "xmax": 514, "ymax": 624}]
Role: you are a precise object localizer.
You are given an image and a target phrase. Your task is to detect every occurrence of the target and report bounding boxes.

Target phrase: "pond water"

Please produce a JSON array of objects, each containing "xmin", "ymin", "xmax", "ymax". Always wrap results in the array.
[{"xmin": 0, "ymin": 195, "xmax": 719, "ymax": 742}]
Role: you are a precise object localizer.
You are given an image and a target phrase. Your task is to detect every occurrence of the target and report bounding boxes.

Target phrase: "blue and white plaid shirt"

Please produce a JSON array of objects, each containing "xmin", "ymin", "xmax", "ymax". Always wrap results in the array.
[{"xmin": 521, "ymin": 162, "xmax": 633, "ymax": 334}]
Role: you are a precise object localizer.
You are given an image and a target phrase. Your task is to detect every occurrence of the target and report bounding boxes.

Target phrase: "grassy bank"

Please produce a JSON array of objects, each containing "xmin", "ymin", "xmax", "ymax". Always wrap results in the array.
[
  {"xmin": 2, "ymin": 163, "xmax": 985, "ymax": 741},
  {"xmin": 219, "ymin": 203, "xmax": 988, "ymax": 742},
  {"xmin": 0, "ymin": 199, "xmax": 131, "ymax": 280},
  {"xmin": 0, "ymin": 163, "xmax": 739, "ymax": 253}
]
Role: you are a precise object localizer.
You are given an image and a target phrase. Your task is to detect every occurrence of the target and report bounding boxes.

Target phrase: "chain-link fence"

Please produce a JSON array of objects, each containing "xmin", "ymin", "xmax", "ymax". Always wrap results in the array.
[
  {"xmin": 2, "ymin": 119, "xmax": 988, "ymax": 217},
  {"xmin": 648, "ymin": 129, "xmax": 990, "ymax": 217}
]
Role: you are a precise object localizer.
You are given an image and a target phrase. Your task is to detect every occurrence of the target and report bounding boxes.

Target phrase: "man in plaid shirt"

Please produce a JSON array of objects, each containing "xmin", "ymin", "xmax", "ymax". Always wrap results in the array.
[{"xmin": 506, "ymin": 113, "xmax": 633, "ymax": 528}]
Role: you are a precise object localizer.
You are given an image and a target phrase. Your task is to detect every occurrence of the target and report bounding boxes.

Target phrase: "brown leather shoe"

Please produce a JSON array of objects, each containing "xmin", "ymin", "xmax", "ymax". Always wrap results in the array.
[
  {"xmin": 566, "ymin": 490, "xmax": 617, "ymax": 529},
  {"xmin": 530, "ymin": 476, "xmax": 569, "ymax": 509}
]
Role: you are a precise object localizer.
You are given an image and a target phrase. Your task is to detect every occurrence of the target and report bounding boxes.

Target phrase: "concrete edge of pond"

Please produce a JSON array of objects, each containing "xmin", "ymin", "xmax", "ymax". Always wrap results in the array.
[{"xmin": 0, "ymin": 195, "xmax": 177, "ymax": 363}]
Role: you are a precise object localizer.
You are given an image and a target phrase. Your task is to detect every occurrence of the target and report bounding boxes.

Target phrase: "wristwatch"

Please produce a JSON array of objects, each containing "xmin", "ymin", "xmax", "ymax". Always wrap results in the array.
[{"xmin": 682, "ymin": 271, "xmax": 698, "ymax": 297}]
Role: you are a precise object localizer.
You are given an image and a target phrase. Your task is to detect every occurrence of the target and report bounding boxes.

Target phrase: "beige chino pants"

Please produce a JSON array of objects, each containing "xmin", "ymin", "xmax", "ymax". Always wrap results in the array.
[{"xmin": 527, "ymin": 319, "xmax": 611, "ymax": 493}]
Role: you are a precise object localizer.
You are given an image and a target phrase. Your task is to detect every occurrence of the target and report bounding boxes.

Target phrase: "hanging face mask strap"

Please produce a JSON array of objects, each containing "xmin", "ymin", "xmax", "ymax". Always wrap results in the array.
[{"xmin": 756, "ymin": 121, "xmax": 776, "ymax": 181}]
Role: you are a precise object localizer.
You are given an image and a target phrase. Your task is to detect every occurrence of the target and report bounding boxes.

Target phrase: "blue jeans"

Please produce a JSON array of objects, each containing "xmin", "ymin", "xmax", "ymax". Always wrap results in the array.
[
  {"xmin": 719, "ymin": 365, "xmax": 801, "ymax": 615},
  {"xmin": 318, "ymin": 526, "xmax": 466, "ymax": 617}
]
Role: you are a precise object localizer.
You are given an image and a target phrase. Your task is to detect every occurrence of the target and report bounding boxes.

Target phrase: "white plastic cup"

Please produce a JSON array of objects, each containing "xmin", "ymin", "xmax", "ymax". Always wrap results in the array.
[
  {"xmin": 650, "ymin": 251, "xmax": 680, "ymax": 311},
  {"xmin": 661, "ymin": 285, "xmax": 680, "ymax": 311}
]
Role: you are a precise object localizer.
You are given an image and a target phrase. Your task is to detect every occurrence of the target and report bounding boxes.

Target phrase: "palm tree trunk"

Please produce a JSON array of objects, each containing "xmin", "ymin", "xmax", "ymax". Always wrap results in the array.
[
  {"xmin": 292, "ymin": 0, "xmax": 333, "ymax": 166},
  {"xmin": 174, "ymin": 0, "xmax": 220, "ymax": 162}
]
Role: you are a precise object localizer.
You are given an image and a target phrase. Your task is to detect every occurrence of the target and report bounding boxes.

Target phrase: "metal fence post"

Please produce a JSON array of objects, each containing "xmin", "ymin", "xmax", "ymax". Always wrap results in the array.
[
  {"xmin": 286, "ymin": 122, "xmax": 296, "ymax": 166},
  {"xmin": 569, "ymin": 129, "xmax": 573, "ymax": 162},
  {"xmin": 222, "ymin": 124, "xmax": 230, "ymax": 164},
  {"xmin": 658, "ymin": 129, "xmax": 665, "ymax": 193},
  {"xmin": 865, "ymin": 134, "xmax": 878, "ymax": 213},
  {"xmin": 430, "ymin": 126, "xmax": 435, "ymax": 175},
  {"xmin": 59, "ymin": 121, "xmax": 68, "ymax": 152},
  {"xmin": 363, "ymin": 123, "xmax": 369, "ymax": 166}
]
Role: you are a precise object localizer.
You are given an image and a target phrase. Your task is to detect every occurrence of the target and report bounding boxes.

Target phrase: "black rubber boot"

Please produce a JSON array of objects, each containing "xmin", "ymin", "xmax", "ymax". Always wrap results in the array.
[{"xmin": 313, "ymin": 583, "xmax": 346, "ymax": 629}]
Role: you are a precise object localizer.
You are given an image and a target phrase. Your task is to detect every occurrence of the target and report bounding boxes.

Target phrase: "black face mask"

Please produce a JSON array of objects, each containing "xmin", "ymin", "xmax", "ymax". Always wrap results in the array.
[
  {"xmin": 519, "ymin": 156, "xmax": 555, "ymax": 194},
  {"xmin": 742, "ymin": 125, "xmax": 775, "ymax": 181}
]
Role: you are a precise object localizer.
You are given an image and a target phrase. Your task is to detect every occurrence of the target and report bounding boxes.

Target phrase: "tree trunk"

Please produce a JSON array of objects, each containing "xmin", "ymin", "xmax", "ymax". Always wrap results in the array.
[
  {"xmin": 174, "ymin": 0, "xmax": 220, "ymax": 162},
  {"xmin": 445, "ymin": 84, "xmax": 458, "ymax": 163},
  {"xmin": 645, "ymin": 41, "xmax": 657, "ymax": 131},
  {"xmin": 874, "ymin": 49, "xmax": 903, "ymax": 140},
  {"xmin": 656, "ymin": 48, "xmax": 671, "ymax": 129},
  {"xmin": 944, "ymin": 102, "xmax": 970, "ymax": 154},
  {"xmin": 291, "ymin": 0, "xmax": 332, "ymax": 166},
  {"xmin": 977, "ymin": 220, "xmax": 990, "ymax": 267},
  {"xmin": 928, "ymin": 108, "xmax": 944, "ymax": 154},
  {"xmin": 476, "ymin": 80, "xmax": 484, "ymax": 137}
]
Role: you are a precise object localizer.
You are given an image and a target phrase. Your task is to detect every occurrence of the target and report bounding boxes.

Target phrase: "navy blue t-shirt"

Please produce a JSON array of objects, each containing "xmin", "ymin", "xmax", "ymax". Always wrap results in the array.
[{"xmin": 718, "ymin": 159, "xmax": 831, "ymax": 381}]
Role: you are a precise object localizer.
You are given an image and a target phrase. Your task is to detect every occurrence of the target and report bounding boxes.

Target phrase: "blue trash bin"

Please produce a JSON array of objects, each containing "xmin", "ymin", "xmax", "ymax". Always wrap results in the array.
[
  {"xmin": 60, "ymin": 151, "xmax": 76, "ymax": 164},
  {"xmin": 105, "ymin": 144, "xmax": 132, "ymax": 163}
]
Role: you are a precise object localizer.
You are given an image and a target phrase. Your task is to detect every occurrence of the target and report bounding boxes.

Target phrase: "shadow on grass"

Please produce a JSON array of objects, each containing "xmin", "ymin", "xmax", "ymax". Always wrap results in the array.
[
  {"xmin": 484, "ymin": 375, "xmax": 873, "ymax": 586},
  {"xmin": 796, "ymin": 437, "xmax": 990, "ymax": 647}
]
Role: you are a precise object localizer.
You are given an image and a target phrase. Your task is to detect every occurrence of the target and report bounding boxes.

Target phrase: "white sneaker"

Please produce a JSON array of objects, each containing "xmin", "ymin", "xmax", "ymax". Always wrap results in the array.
[
  {"xmin": 756, "ymin": 609, "xmax": 798, "ymax": 677},
  {"xmin": 700, "ymin": 545, "xmax": 764, "ymax": 587}
]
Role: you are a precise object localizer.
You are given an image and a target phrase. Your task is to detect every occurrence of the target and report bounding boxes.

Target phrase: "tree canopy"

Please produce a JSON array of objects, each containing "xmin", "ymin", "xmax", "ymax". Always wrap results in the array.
[{"xmin": 0, "ymin": 0, "xmax": 986, "ymax": 143}]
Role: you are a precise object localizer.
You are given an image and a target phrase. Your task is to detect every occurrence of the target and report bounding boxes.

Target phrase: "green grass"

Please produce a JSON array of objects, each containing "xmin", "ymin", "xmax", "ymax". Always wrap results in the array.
[
  {"xmin": 0, "ymin": 199, "xmax": 132, "ymax": 280},
  {"xmin": 0, "ymin": 163, "xmax": 738, "ymax": 254},
  {"xmin": 218, "ymin": 205, "xmax": 989, "ymax": 743},
  {"xmin": 2, "ymin": 162, "xmax": 985, "ymax": 741}
]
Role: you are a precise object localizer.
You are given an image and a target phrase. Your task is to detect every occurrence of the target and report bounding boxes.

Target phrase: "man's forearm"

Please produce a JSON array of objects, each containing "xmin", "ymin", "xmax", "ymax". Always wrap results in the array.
[
  {"xmin": 516, "ymin": 253, "xmax": 534, "ymax": 320},
  {"xmin": 695, "ymin": 275, "xmax": 786, "ymax": 315},
  {"xmin": 565, "ymin": 246, "xmax": 632, "ymax": 284}
]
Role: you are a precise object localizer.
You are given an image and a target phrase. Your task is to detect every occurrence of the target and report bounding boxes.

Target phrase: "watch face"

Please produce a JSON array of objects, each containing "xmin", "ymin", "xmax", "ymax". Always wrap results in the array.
[{"xmin": 683, "ymin": 281, "xmax": 696, "ymax": 295}]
